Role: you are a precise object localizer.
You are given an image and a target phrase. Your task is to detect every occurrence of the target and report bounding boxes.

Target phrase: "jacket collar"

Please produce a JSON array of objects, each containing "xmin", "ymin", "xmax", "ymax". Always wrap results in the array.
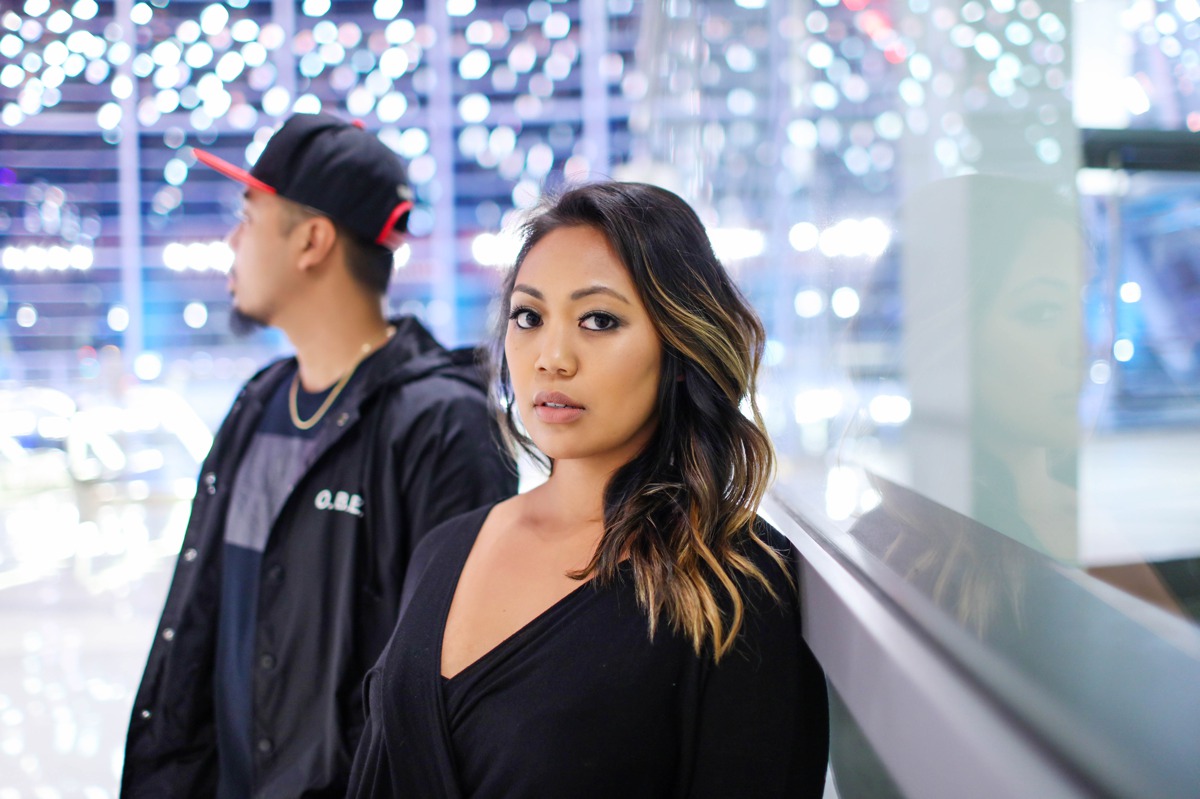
[{"xmin": 239, "ymin": 315, "xmax": 488, "ymax": 410}]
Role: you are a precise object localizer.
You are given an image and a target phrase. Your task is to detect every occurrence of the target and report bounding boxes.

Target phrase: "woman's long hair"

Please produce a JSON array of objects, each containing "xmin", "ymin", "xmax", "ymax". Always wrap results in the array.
[{"xmin": 491, "ymin": 181, "xmax": 785, "ymax": 662}]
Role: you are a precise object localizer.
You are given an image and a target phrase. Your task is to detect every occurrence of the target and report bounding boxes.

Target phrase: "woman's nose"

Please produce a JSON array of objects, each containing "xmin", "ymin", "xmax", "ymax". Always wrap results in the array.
[{"xmin": 534, "ymin": 324, "xmax": 577, "ymax": 376}]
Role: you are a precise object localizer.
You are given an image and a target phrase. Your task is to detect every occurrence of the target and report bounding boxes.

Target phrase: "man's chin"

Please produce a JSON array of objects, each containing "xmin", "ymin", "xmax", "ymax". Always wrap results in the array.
[{"xmin": 229, "ymin": 307, "xmax": 266, "ymax": 338}]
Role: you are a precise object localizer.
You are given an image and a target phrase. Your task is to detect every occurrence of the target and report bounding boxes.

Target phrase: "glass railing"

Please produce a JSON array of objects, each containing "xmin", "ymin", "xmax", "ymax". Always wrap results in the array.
[
  {"xmin": 759, "ymin": 108, "xmax": 1200, "ymax": 799},
  {"xmin": 770, "ymin": 465, "xmax": 1200, "ymax": 797}
]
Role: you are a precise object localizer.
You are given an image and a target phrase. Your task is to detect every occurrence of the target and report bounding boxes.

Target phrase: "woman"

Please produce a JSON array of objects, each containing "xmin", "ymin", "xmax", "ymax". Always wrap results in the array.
[{"xmin": 347, "ymin": 181, "xmax": 829, "ymax": 797}]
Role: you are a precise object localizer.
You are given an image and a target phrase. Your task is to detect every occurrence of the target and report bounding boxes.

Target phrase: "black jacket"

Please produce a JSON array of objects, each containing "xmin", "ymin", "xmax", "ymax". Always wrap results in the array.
[{"xmin": 120, "ymin": 317, "xmax": 518, "ymax": 798}]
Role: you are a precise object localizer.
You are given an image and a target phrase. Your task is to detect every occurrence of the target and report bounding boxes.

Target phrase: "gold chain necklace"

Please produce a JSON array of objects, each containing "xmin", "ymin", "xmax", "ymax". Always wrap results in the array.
[{"xmin": 288, "ymin": 326, "xmax": 394, "ymax": 430}]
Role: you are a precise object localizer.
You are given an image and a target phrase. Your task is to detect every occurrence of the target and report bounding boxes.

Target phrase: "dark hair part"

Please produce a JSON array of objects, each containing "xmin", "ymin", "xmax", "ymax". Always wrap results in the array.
[
  {"xmin": 280, "ymin": 200, "xmax": 394, "ymax": 295},
  {"xmin": 492, "ymin": 181, "xmax": 785, "ymax": 661}
]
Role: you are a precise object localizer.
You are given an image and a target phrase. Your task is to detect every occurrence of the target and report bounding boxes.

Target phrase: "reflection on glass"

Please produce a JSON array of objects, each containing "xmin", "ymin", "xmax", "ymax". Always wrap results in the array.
[
  {"xmin": 857, "ymin": 173, "xmax": 1188, "ymax": 622},
  {"xmin": 901, "ymin": 174, "xmax": 1082, "ymax": 561}
]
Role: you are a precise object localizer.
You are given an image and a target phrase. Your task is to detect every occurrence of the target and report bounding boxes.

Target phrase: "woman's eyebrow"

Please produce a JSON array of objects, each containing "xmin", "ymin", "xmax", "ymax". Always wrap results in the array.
[
  {"xmin": 512, "ymin": 284, "xmax": 542, "ymax": 299},
  {"xmin": 571, "ymin": 285, "xmax": 631, "ymax": 304},
  {"xmin": 511, "ymin": 284, "xmax": 632, "ymax": 304}
]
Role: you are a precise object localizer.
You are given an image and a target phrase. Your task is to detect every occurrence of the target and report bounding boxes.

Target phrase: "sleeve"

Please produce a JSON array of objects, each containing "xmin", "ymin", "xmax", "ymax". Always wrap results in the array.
[
  {"xmin": 686, "ymin": 558, "xmax": 830, "ymax": 798},
  {"xmin": 345, "ymin": 668, "xmax": 397, "ymax": 799},
  {"xmin": 120, "ymin": 389, "xmax": 249, "ymax": 797},
  {"xmin": 394, "ymin": 385, "xmax": 517, "ymax": 550}
]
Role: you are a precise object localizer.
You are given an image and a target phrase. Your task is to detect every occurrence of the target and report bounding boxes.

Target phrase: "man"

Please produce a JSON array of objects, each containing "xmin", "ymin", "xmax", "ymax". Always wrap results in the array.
[{"xmin": 120, "ymin": 112, "xmax": 517, "ymax": 798}]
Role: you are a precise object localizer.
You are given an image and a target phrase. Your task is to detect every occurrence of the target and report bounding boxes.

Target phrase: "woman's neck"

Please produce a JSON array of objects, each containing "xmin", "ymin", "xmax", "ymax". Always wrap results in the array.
[{"xmin": 526, "ymin": 459, "xmax": 615, "ymax": 532}]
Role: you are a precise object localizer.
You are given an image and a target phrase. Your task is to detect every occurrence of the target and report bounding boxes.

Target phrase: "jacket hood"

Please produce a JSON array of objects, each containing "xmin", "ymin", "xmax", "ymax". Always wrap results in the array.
[
  {"xmin": 241, "ymin": 315, "xmax": 491, "ymax": 406},
  {"xmin": 366, "ymin": 315, "xmax": 490, "ymax": 393}
]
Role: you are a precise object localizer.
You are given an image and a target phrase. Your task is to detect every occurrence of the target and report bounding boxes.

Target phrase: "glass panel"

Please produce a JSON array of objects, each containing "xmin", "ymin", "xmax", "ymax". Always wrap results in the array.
[
  {"xmin": 623, "ymin": 0, "xmax": 1199, "ymax": 793},
  {"xmin": 827, "ymin": 687, "xmax": 908, "ymax": 799},
  {"xmin": 1077, "ymin": 169, "xmax": 1200, "ymax": 612}
]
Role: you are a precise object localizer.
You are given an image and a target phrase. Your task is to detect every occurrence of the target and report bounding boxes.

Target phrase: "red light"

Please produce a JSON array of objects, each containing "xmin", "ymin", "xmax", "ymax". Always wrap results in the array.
[{"xmin": 858, "ymin": 10, "xmax": 890, "ymax": 37}]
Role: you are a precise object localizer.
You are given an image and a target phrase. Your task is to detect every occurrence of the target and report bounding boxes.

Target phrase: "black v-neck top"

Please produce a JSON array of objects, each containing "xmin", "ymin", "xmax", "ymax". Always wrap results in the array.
[{"xmin": 347, "ymin": 504, "xmax": 829, "ymax": 798}]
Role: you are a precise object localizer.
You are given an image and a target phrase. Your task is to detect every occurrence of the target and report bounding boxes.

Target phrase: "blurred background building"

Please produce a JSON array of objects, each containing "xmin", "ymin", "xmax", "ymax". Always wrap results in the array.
[{"xmin": 1, "ymin": 0, "xmax": 1198, "ymax": 796}]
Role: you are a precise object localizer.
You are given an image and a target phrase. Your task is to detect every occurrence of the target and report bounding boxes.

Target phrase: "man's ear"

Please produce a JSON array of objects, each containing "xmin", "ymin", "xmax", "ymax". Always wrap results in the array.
[{"xmin": 296, "ymin": 215, "xmax": 338, "ymax": 272}]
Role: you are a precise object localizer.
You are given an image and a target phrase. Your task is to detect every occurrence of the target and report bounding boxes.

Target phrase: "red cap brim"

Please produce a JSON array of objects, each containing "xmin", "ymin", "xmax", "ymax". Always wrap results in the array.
[{"xmin": 192, "ymin": 147, "xmax": 277, "ymax": 195}]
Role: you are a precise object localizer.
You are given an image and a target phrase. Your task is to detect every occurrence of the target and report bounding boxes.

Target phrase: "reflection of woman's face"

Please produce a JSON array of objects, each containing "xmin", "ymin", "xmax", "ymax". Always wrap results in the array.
[{"xmin": 973, "ymin": 219, "xmax": 1083, "ymax": 451}]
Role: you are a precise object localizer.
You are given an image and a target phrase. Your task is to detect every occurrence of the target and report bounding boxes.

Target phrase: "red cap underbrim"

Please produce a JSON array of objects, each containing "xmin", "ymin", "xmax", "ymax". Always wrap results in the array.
[
  {"xmin": 376, "ymin": 200, "xmax": 413, "ymax": 249},
  {"xmin": 192, "ymin": 147, "xmax": 277, "ymax": 195}
]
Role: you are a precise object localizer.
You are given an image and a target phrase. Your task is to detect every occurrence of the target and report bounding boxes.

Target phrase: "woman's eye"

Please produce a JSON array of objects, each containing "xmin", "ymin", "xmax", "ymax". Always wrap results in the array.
[
  {"xmin": 509, "ymin": 308, "xmax": 541, "ymax": 329},
  {"xmin": 1012, "ymin": 302, "xmax": 1064, "ymax": 326},
  {"xmin": 581, "ymin": 312, "xmax": 619, "ymax": 331}
]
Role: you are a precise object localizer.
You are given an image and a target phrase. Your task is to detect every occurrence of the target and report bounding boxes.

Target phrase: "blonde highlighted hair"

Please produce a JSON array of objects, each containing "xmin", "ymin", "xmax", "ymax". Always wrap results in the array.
[{"xmin": 492, "ymin": 181, "xmax": 787, "ymax": 661}]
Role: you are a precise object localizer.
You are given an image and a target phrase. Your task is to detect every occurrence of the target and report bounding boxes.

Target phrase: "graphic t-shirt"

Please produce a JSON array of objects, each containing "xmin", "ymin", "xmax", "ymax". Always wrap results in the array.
[{"xmin": 214, "ymin": 364, "xmax": 353, "ymax": 799}]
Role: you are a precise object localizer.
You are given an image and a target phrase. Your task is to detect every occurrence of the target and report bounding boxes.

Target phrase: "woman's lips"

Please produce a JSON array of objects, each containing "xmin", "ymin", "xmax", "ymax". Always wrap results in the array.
[{"xmin": 533, "ymin": 391, "xmax": 585, "ymax": 423}]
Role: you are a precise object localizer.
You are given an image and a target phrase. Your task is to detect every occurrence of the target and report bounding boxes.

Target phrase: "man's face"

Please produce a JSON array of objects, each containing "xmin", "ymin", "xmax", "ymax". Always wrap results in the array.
[{"xmin": 226, "ymin": 189, "xmax": 305, "ymax": 331}]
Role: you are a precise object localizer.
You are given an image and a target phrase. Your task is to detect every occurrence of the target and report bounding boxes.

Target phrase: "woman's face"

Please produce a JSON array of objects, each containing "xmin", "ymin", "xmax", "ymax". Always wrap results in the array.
[
  {"xmin": 505, "ymin": 225, "xmax": 663, "ymax": 471},
  {"xmin": 974, "ymin": 218, "xmax": 1083, "ymax": 451}
]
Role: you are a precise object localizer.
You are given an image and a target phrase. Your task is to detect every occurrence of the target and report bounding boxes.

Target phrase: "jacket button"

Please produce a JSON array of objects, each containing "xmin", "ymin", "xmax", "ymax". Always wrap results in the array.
[
  {"xmin": 257, "ymin": 738, "xmax": 273, "ymax": 755},
  {"xmin": 161, "ymin": 627, "xmax": 175, "ymax": 641},
  {"xmin": 259, "ymin": 653, "xmax": 276, "ymax": 670},
  {"xmin": 140, "ymin": 709, "xmax": 152, "ymax": 719},
  {"xmin": 183, "ymin": 547, "xmax": 198, "ymax": 562},
  {"xmin": 336, "ymin": 412, "xmax": 349, "ymax": 426},
  {"xmin": 203, "ymin": 472, "xmax": 217, "ymax": 495},
  {"xmin": 265, "ymin": 565, "xmax": 284, "ymax": 584}
]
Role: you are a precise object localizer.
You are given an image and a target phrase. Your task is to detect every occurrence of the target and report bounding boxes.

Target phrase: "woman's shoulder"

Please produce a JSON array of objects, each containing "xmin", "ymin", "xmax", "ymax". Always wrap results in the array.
[
  {"xmin": 695, "ymin": 515, "xmax": 802, "ymax": 632},
  {"xmin": 739, "ymin": 514, "xmax": 800, "ymax": 582},
  {"xmin": 749, "ymin": 514, "xmax": 796, "ymax": 552},
  {"xmin": 410, "ymin": 503, "xmax": 496, "ymax": 571},
  {"xmin": 400, "ymin": 503, "xmax": 498, "ymax": 614},
  {"xmin": 707, "ymin": 515, "xmax": 805, "ymax": 663}
]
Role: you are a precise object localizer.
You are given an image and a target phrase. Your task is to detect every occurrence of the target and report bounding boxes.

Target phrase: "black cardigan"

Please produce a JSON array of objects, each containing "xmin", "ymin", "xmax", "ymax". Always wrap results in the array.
[{"xmin": 348, "ymin": 504, "xmax": 829, "ymax": 798}]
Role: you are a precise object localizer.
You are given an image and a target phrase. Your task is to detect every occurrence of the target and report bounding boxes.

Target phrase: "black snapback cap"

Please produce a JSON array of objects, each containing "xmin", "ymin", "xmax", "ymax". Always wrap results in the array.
[{"xmin": 193, "ymin": 112, "xmax": 414, "ymax": 250}]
